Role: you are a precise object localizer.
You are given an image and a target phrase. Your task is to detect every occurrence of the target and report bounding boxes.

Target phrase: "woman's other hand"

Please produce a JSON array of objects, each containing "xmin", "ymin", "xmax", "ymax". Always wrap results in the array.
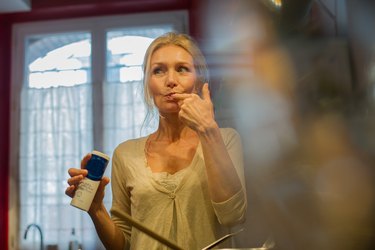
[
  {"xmin": 65, "ymin": 153, "xmax": 110, "ymax": 214},
  {"xmin": 65, "ymin": 153, "xmax": 91, "ymax": 197}
]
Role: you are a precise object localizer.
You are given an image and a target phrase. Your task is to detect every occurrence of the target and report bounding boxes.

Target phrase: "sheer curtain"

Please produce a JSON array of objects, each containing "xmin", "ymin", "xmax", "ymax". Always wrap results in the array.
[
  {"xmin": 19, "ymin": 84, "xmax": 102, "ymax": 249},
  {"xmin": 103, "ymin": 80, "xmax": 157, "ymax": 153}
]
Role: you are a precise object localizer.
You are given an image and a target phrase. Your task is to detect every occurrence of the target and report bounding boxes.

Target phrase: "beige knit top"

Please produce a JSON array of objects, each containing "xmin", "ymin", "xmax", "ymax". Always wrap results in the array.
[{"xmin": 110, "ymin": 128, "xmax": 247, "ymax": 250}]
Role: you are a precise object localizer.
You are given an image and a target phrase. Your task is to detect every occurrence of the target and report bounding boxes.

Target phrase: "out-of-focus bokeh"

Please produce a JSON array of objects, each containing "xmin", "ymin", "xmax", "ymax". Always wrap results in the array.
[{"xmin": 200, "ymin": 0, "xmax": 375, "ymax": 249}]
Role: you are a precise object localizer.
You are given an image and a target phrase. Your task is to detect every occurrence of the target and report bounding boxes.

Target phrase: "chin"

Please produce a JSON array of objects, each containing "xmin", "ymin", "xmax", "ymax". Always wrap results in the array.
[
  {"xmin": 156, "ymin": 100, "xmax": 178, "ymax": 108},
  {"xmin": 159, "ymin": 107, "xmax": 180, "ymax": 114}
]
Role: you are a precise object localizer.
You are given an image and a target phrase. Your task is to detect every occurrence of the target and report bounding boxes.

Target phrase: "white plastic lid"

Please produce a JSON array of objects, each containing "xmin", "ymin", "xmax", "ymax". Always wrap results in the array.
[{"xmin": 92, "ymin": 150, "xmax": 110, "ymax": 161}]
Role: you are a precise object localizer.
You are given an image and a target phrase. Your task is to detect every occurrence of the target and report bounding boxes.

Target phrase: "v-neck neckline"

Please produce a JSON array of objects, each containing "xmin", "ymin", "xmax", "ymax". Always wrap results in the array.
[{"xmin": 142, "ymin": 134, "xmax": 201, "ymax": 176}]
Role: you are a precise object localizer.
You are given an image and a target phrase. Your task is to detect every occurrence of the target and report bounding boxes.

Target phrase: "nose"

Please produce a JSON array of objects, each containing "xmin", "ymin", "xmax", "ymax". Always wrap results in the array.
[{"xmin": 166, "ymin": 70, "xmax": 177, "ymax": 88}]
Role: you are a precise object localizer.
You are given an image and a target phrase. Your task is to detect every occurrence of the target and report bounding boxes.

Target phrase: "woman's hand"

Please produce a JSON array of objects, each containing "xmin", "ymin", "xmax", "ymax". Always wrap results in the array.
[
  {"xmin": 172, "ymin": 83, "xmax": 217, "ymax": 133},
  {"xmin": 65, "ymin": 153, "xmax": 90, "ymax": 198},
  {"xmin": 65, "ymin": 153, "xmax": 110, "ymax": 214}
]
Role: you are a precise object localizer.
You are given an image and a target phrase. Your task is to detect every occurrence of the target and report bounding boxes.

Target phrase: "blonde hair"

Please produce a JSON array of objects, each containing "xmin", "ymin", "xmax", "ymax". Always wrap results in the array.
[{"xmin": 142, "ymin": 32, "xmax": 209, "ymax": 121}]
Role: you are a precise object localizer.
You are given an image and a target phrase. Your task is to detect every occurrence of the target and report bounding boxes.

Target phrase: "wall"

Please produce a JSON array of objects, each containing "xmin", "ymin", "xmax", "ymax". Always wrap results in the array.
[
  {"xmin": 305, "ymin": 0, "xmax": 375, "ymax": 101},
  {"xmin": 0, "ymin": 15, "xmax": 11, "ymax": 250}
]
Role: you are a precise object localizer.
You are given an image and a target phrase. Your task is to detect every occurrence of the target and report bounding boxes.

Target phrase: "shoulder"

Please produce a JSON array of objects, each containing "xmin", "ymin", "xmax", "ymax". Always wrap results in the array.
[
  {"xmin": 219, "ymin": 127, "xmax": 240, "ymax": 139},
  {"xmin": 219, "ymin": 127, "xmax": 242, "ymax": 147},
  {"xmin": 113, "ymin": 136, "xmax": 148, "ymax": 158}
]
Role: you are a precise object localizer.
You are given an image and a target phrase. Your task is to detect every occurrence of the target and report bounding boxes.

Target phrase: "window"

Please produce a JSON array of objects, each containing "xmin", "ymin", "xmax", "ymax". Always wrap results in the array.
[
  {"xmin": 27, "ymin": 33, "xmax": 91, "ymax": 88},
  {"xmin": 10, "ymin": 11, "xmax": 187, "ymax": 250}
]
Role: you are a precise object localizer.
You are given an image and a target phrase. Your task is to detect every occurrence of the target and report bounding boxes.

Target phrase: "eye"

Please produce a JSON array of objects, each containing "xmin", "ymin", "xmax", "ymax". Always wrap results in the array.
[
  {"xmin": 152, "ymin": 67, "xmax": 164, "ymax": 75},
  {"xmin": 177, "ymin": 66, "xmax": 190, "ymax": 73}
]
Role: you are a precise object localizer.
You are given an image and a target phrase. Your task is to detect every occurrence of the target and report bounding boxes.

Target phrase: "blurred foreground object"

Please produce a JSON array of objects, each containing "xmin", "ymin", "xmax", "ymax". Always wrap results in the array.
[{"xmin": 201, "ymin": 0, "xmax": 375, "ymax": 249}]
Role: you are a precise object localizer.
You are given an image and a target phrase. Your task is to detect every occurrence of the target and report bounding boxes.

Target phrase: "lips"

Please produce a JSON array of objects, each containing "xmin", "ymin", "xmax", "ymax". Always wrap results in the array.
[
  {"xmin": 164, "ymin": 92, "xmax": 177, "ymax": 97},
  {"xmin": 164, "ymin": 92, "xmax": 178, "ymax": 101}
]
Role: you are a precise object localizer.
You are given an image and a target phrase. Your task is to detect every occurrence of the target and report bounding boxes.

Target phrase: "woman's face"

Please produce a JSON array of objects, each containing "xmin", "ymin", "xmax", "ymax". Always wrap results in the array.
[{"xmin": 148, "ymin": 45, "xmax": 197, "ymax": 114}]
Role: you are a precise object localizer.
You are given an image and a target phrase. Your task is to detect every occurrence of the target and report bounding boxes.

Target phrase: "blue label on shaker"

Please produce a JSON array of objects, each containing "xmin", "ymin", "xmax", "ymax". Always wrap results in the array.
[{"xmin": 86, "ymin": 153, "xmax": 109, "ymax": 181}]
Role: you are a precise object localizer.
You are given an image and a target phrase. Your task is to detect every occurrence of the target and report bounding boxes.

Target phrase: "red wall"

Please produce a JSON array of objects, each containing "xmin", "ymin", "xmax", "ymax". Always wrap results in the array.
[
  {"xmin": 0, "ymin": 14, "xmax": 11, "ymax": 250},
  {"xmin": 0, "ymin": 0, "xmax": 203, "ymax": 249}
]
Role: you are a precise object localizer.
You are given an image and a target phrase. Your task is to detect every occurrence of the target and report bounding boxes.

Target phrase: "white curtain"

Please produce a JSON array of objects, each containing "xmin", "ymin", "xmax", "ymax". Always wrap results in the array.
[{"xmin": 19, "ymin": 84, "xmax": 103, "ymax": 249}]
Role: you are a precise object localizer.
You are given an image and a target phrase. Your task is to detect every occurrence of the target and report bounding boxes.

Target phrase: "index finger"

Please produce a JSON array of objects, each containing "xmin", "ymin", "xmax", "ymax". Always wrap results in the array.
[
  {"xmin": 68, "ymin": 167, "xmax": 88, "ymax": 177},
  {"xmin": 81, "ymin": 153, "xmax": 92, "ymax": 169},
  {"xmin": 172, "ymin": 93, "xmax": 192, "ymax": 100}
]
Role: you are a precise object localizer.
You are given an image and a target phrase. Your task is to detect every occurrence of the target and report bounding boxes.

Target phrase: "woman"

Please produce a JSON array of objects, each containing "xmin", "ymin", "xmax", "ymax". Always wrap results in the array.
[{"xmin": 66, "ymin": 32, "xmax": 247, "ymax": 249}]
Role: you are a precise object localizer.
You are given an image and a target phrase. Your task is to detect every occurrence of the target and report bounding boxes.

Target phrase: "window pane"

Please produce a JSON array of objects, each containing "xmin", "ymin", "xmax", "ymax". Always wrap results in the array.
[
  {"xmin": 21, "ymin": 31, "xmax": 94, "ymax": 249},
  {"xmin": 26, "ymin": 32, "xmax": 91, "ymax": 88},
  {"xmin": 106, "ymin": 26, "xmax": 173, "ymax": 84}
]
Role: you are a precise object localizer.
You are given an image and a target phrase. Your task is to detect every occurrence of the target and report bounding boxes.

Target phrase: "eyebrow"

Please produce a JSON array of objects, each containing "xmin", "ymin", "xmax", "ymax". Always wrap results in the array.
[{"xmin": 151, "ymin": 61, "xmax": 193, "ymax": 67}]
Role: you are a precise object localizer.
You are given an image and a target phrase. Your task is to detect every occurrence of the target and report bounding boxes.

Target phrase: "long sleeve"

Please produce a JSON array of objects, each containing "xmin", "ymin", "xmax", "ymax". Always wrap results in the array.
[
  {"xmin": 211, "ymin": 128, "xmax": 247, "ymax": 226},
  {"xmin": 110, "ymin": 146, "xmax": 132, "ymax": 248}
]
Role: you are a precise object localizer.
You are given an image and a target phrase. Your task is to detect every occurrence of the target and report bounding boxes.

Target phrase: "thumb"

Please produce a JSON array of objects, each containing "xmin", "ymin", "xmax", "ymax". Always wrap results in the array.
[
  {"xmin": 202, "ymin": 83, "xmax": 210, "ymax": 101},
  {"xmin": 99, "ymin": 176, "xmax": 110, "ymax": 190}
]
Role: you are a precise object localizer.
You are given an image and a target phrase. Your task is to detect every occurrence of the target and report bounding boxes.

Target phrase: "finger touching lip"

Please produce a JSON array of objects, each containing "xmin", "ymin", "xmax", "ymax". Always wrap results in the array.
[{"xmin": 171, "ymin": 93, "xmax": 190, "ymax": 99}]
